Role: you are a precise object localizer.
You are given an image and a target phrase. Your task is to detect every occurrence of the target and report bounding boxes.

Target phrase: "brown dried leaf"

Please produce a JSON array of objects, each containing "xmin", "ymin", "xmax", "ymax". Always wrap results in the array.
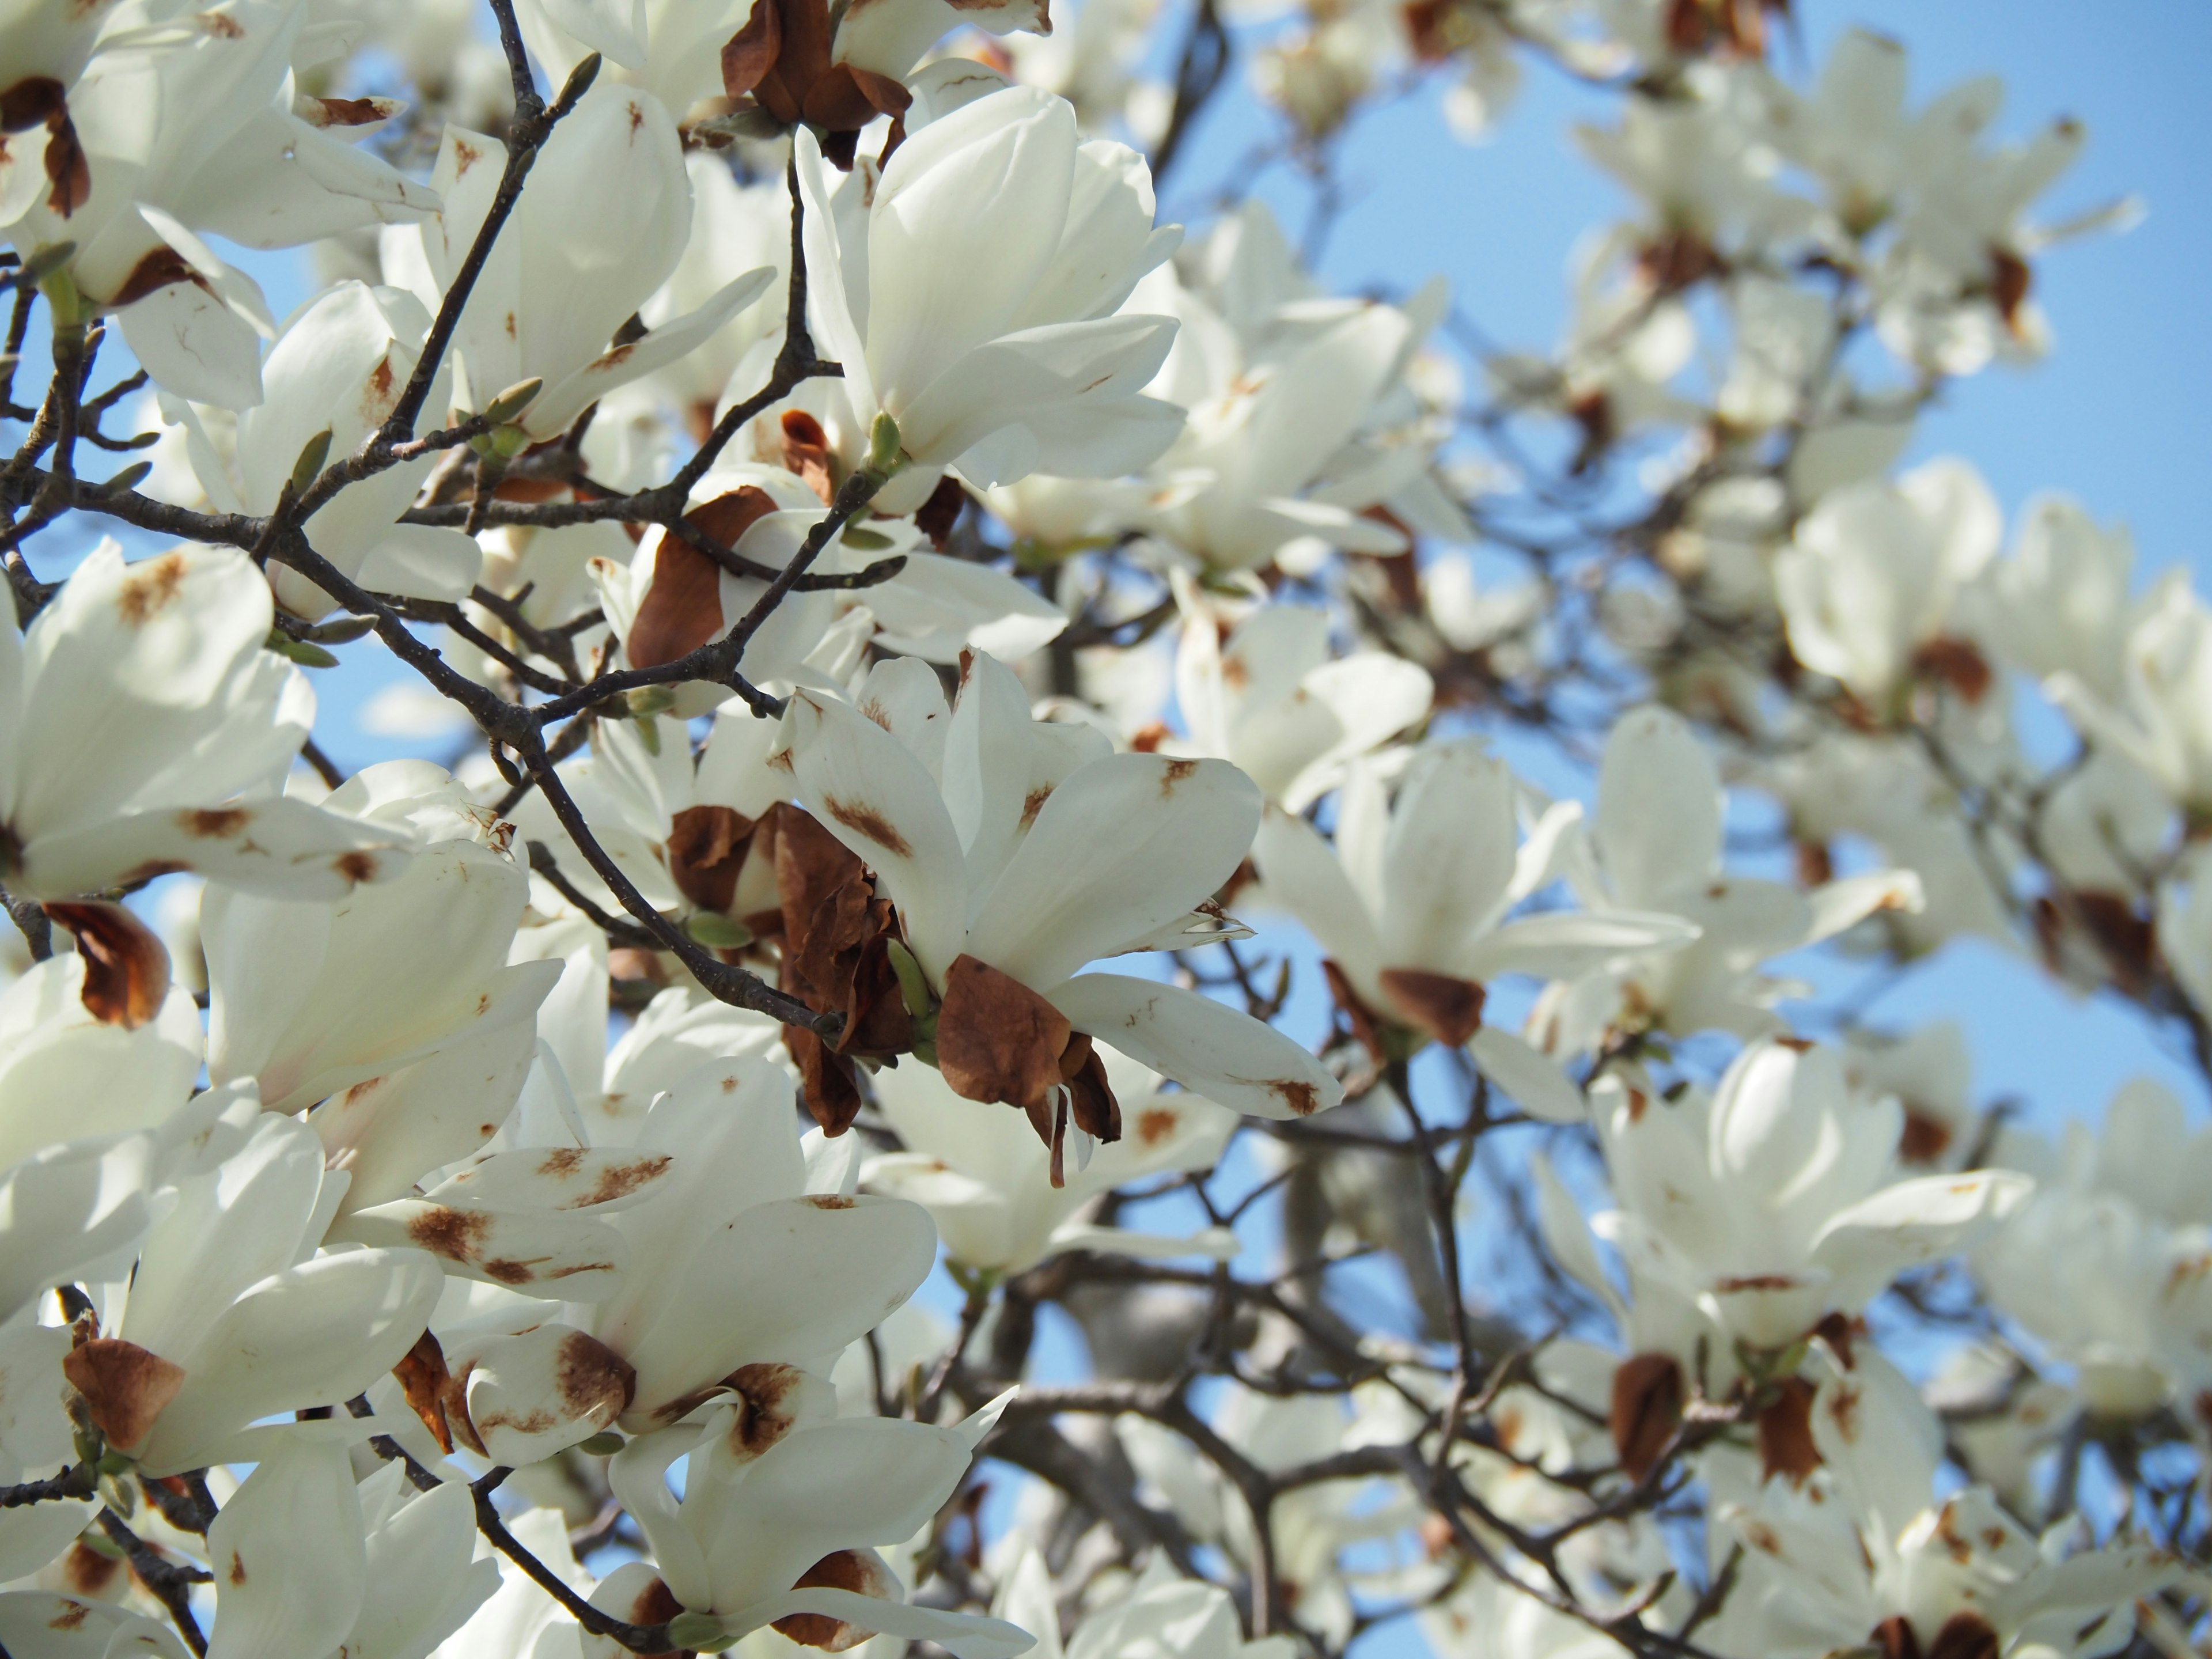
[
  {"xmin": 46, "ymin": 901, "xmax": 171, "ymax": 1030},
  {"xmin": 937, "ymin": 954, "xmax": 1071, "ymax": 1112},
  {"xmin": 62, "ymin": 1338, "xmax": 185, "ymax": 1453}
]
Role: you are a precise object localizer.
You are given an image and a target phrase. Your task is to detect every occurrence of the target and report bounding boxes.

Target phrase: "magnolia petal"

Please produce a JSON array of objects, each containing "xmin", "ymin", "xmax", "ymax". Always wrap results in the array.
[
  {"xmin": 458, "ymin": 1324, "xmax": 637, "ymax": 1465},
  {"xmin": 1467, "ymin": 1027, "xmax": 1586, "ymax": 1123},
  {"xmin": 204, "ymin": 1435, "xmax": 368, "ymax": 1659},
  {"xmin": 1048, "ymin": 972, "xmax": 1340, "ymax": 1120},
  {"xmin": 342, "ymin": 1198, "xmax": 628, "ymax": 1299},
  {"xmin": 19, "ymin": 797, "xmax": 413, "ymax": 904}
]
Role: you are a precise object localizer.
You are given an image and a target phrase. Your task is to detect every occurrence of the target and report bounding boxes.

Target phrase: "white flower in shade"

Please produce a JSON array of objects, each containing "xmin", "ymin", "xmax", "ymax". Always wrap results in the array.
[
  {"xmin": 1533, "ymin": 706, "xmax": 1922, "ymax": 1056},
  {"xmin": 412, "ymin": 81, "xmax": 774, "ymax": 439},
  {"xmin": 202, "ymin": 762, "xmax": 561, "ymax": 1214},
  {"xmin": 6, "ymin": 0, "xmax": 438, "ymax": 408},
  {"xmin": 997, "ymin": 1547, "xmax": 1293, "ymax": 1659},
  {"xmin": 0, "ymin": 542, "xmax": 414, "ymax": 900},
  {"xmin": 2055, "ymin": 573, "xmax": 2212, "ymax": 817},
  {"xmin": 162, "ymin": 280, "xmax": 482, "ymax": 619},
  {"xmin": 204, "ymin": 1431, "xmax": 498, "ymax": 1659},
  {"xmin": 65, "ymin": 1095, "xmax": 442, "ymax": 1475},
  {"xmin": 1135, "ymin": 203, "xmax": 1463, "ymax": 571},
  {"xmin": 776, "ymin": 650, "xmax": 1343, "ymax": 1141},
  {"xmin": 404, "ymin": 1058, "xmax": 937, "ymax": 1464},
  {"xmin": 1251, "ymin": 737, "xmax": 1694, "ymax": 1121},
  {"xmin": 1552, "ymin": 1041, "xmax": 2028, "ymax": 1372},
  {"xmin": 1774, "ymin": 458, "xmax": 2001, "ymax": 711},
  {"xmin": 1705, "ymin": 1340, "xmax": 2178, "ymax": 1659},
  {"xmin": 863, "ymin": 1050, "xmax": 1237, "ymax": 1271},
  {"xmin": 1166, "ymin": 586, "xmax": 1434, "ymax": 812},
  {"xmin": 1974, "ymin": 1079, "xmax": 2212, "ymax": 1420},
  {"xmin": 797, "ymin": 84, "xmax": 1185, "ymax": 513},
  {"xmin": 597, "ymin": 1381, "xmax": 1029, "ymax": 1656}
]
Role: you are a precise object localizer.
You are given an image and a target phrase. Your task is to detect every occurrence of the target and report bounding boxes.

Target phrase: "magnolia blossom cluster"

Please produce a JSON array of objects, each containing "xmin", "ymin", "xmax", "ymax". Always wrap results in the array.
[{"xmin": 0, "ymin": 3, "xmax": 2207, "ymax": 1659}]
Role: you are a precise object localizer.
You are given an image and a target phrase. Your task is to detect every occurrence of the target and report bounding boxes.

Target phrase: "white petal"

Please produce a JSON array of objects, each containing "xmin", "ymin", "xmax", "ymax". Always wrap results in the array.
[
  {"xmin": 206, "ymin": 1435, "xmax": 366, "ymax": 1659},
  {"xmin": 1467, "ymin": 1027, "xmax": 1585, "ymax": 1123},
  {"xmin": 1048, "ymin": 972, "xmax": 1340, "ymax": 1120}
]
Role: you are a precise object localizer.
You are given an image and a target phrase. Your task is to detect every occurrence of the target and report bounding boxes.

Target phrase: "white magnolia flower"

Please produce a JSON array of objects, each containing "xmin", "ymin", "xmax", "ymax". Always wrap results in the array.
[
  {"xmin": 1552, "ymin": 1042, "xmax": 2028, "ymax": 1369},
  {"xmin": 66, "ymin": 1094, "xmax": 442, "ymax": 1474},
  {"xmin": 162, "ymin": 280, "xmax": 482, "ymax": 618},
  {"xmin": 1534, "ymin": 706, "xmax": 1922, "ymax": 1055},
  {"xmin": 0, "ymin": 542, "xmax": 413, "ymax": 900},
  {"xmin": 413, "ymin": 80, "xmax": 773, "ymax": 439},
  {"xmin": 206, "ymin": 1431, "xmax": 498, "ymax": 1659},
  {"xmin": 997, "ymin": 1548, "xmax": 1293, "ymax": 1659},
  {"xmin": 2055, "ymin": 572, "xmax": 2212, "ymax": 817},
  {"xmin": 1252, "ymin": 737, "xmax": 1694, "ymax": 1120},
  {"xmin": 202, "ymin": 762, "xmax": 562, "ymax": 1213},
  {"xmin": 797, "ymin": 84, "xmax": 1185, "ymax": 512},
  {"xmin": 601, "ymin": 1380, "xmax": 1029, "ymax": 1656},
  {"xmin": 863, "ymin": 1050, "xmax": 1237, "ymax": 1271},
  {"xmin": 1975, "ymin": 492, "xmax": 2138, "ymax": 700},
  {"xmin": 1167, "ymin": 588, "xmax": 1433, "ymax": 812},
  {"xmin": 777, "ymin": 650, "xmax": 1343, "ymax": 1131},
  {"xmin": 7, "ymin": 0, "xmax": 438, "ymax": 407},
  {"xmin": 1707, "ymin": 1340, "xmax": 2177, "ymax": 1659},
  {"xmin": 1774, "ymin": 458, "xmax": 2001, "ymax": 711}
]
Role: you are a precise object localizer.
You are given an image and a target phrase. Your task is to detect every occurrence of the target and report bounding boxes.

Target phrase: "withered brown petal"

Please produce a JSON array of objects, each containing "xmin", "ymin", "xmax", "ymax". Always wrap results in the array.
[
  {"xmin": 1378, "ymin": 967, "xmax": 1487, "ymax": 1047},
  {"xmin": 913, "ymin": 474, "xmax": 968, "ymax": 550},
  {"xmin": 627, "ymin": 486, "xmax": 779, "ymax": 671},
  {"xmin": 1755, "ymin": 1376, "xmax": 1820, "ymax": 1486},
  {"xmin": 779, "ymin": 409, "xmax": 837, "ymax": 505},
  {"xmin": 393, "ymin": 1329, "xmax": 458, "ymax": 1455},
  {"xmin": 62, "ymin": 1338, "xmax": 185, "ymax": 1453},
  {"xmin": 1608, "ymin": 1350, "xmax": 1684, "ymax": 1483},
  {"xmin": 785, "ymin": 1024, "xmax": 864, "ymax": 1135},
  {"xmin": 46, "ymin": 900, "xmax": 171, "ymax": 1030},
  {"xmin": 720, "ymin": 0, "xmax": 783, "ymax": 97},
  {"xmin": 937, "ymin": 954, "xmax": 1071, "ymax": 1112},
  {"xmin": 667, "ymin": 804, "xmax": 758, "ymax": 914},
  {"xmin": 1872, "ymin": 1617, "xmax": 1922, "ymax": 1659},
  {"xmin": 1321, "ymin": 958, "xmax": 1388, "ymax": 1062},
  {"xmin": 1060, "ymin": 1032, "xmax": 1122, "ymax": 1144},
  {"xmin": 773, "ymin": 1550, "xmax": 893, "ymax": 1650},
  {"xmin": 1926, "ymin": 1613, "xmax": 2000, "ymax": 1659},
  {"xmin": 555, "ymin": 1328, "xmax": 637, "ymax": 1423}
]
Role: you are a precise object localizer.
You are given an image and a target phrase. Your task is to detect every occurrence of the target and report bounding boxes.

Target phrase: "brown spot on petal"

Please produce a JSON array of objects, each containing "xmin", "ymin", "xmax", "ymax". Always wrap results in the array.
[
  {"xmin": 572, "ymin": 1156, "xmax": 672, "ymax": 1208},
  {"xmin": 1136, "ymin": 1107, "xmax": 1180, "ymax": 1148},
  {"xmin": 803, "ymin": 1194, "xmax": 855, "ymax": 1209},
  {"xmin": 774, "ymin": 1550, "xmax": 895, "ymax": 1650},
  {"xmin": 61, "ymin": 1540, "xmax": 123, "ymax": 1596},
  {"xmin": 226, "ymin": 1551, "xmax": 247, "ymax": 1585},
  {"xmin": 1898, "ymin": 1108, "xmax": 1953, "ymax": 1165},
  {"xmin": 309, "ymin": 95, "xmax": 391, "ymax": 127},
  {"xmin": 539, "ymin": 1147, "xmax": 586, "ymax": 1176},
  {"xmin": 62, "ymin": 1338, "xmax": 186, "ymax": 1452},
  {"xmin": 1609, "ymin": 1351, "xmax": 1683, "ymax": 1483},
  {"xmin": 1378, "ymin": 968, "xmax": 1486, "ymax": 1048},
  {"xmin": 406, "ymin": 1206, "xmax": 492, "ymax": 1262},
  {"xmin": 556, "ymin": 1330, "xmax": 636, "ymax": 1422},
  {"xmin": 1756, "ymin": 1377, "xmax": 1820, "ymax": 1486},
  {"xmin": 1268, "ymin": 1077, "xmax": 1321, "ymax": 1117},
  {"xmin": 114, "ymin": 550, "xmax": 188, "ymax": 625},
  {"xmin": 47, "ymin": 1601, "xmax": 90, "ymax": 1632},
  {"xmin": 722, "ymin": 1361, "xmax": 805, "ymax": 1459},
  {"xmin": 1911, "ymin": 635, "xmax": 1994, "ymax": 704},
  {"xmin": 1158, "ymin": 758, "xmax": 1199, "ymax": 796},
  {"xmin": 820, "ymin": 796, "xmax": 912, "ymax": 860},
  {"xmin": 47, "ymin": 901, "xmax": 170, "ymax": 1029},
  {"xmin": 335, "ymin": 850, "xmax": 383, "ymax": 883},
  {"xmin": 182, "ymin": 806, "xmax": 249, "ymax": 838},
  {"xmin": 937, "ymin": 954, "xmax": 1071, "ymax": 1114}
]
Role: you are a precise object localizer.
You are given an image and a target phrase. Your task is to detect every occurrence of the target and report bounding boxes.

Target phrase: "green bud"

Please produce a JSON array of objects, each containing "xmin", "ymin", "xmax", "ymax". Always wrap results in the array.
[
  {"xmin": 864, "ymin": 411, "xmax": 903, "ymax": 477},
  {"xmin": 627, "ymin": 685, "xmax": 678, "ymax": 719},
  {"xmin": 287, "ymin": 429, "xmax": 333, "ymax": 498},
  {"xmin": 18, "ymin": 241, "xmax": 77, "ymax": 286},
  {"xmin": 480, "ymin": 377, "xmax": 544, "ymax": 427},
  {"xmin": 96, "ymin": 1449, "xmax": 134, "ymax": 1476},
  {"xmin": 684, "ymin": 911, "xmax": 753, "ymax": 950},
  {"xmin": 305, "ymin": 614, "xmax": 377, "ymax": 645},
  {"xmin": 99, "ymin": 461, "xmax": 152, "ymax": 495},
  {"xmin": 884, "ymin": 937, "xmax": 933, "ymax": 1021},
  {"xmin": 909, "ymin": 1036, "xmax": 939, "ymax": 1069},
  {"xmin": 634, "ymin": 715, "xmax": 662, "ymax": 756},
  {"xmin": 840, "ymin": 526, "xmax": 894, "ymax": 551},
  {"xmin": 79, "ymin": 1529, "xmax": 127, "ymax": 1560},
  {"xmin": 490, "ymin": 422, "xmax": 532, "ymax": 460},
  {"xmin": 575, "ymin": 1430, "xmax": 624, "ymax": 1456},
  {"xmin": 665, "ymin": 1612, "xmax": 733, "ymax": 1650},
  {"xmin": 556, "ymin": 51, "xmax": 603, "ymax": 108},
  {"xmin": 33, "ymin": 259, "xmax": 84, "ymax": 328},
  {"xmin": 267, "ymin": 631, "xmax": 340, "ymax": 669}
]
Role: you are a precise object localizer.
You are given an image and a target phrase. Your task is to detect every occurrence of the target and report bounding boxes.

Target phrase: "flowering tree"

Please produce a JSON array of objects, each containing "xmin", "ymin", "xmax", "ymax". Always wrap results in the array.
[{"xmin": 0, "ymin": 2, "xmax": 2205, "ymax": 1658}]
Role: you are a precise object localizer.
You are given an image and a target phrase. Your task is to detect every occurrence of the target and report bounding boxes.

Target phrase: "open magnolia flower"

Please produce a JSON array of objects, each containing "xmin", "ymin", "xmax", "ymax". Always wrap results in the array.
[
  {"xmin": 1164, "ymin": 584, "xmax": 1434, "ymax": 811},
  {"xmin": 160, "ymin": 279, "xmax": 482, "ymax": 618},
  {"xmin": 1541, "ymin": 1041, "xmax": 2029, "ymax": 1433},
  {"xmin": 0, "ymin": 542, "xmax": 412, "ymax": 900},
  {"xmin": 399, "ymin": 1057, "xmax": 934, "ymax": 1463},
  {"xmin": 775, "ymin": 650, "xmax": 1343, "ymax": 1162},
  {"xmin": 797, "ymin": 82, "xmax": 1186, "ymax": 513},
  {"xmin": 1535, "ymin": 705, "xmax": 1923, "ymax": 1056},
  {"xmin": 1252, "ymin": 737, "xmax": 1695, "ymax": 1120},
  {"xmin": 6, "ymin": 0, "xmax": 437, "ymax": 407},
  {"xmin": 863, "ymin": 1049, "xmax": 1238, "ymax": 1270},
  {"xmin": 203, "ymin": 762, "xmax": 560, "ymax": 1213},
  {"xmin": 411, "ymin": 80, "xmax": 774, "ymax": 439},
  {"xmin": 600, "ymin": 1379, "xmax": 1028, "ymax": 1657},
  {"xmin": 1706, "ymin": 1338, "xmax": 2180, "ymax": 1659},
  {"xmin": 66, "ymin": 1090, "xmax": 442, "ymax": 1475}
]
